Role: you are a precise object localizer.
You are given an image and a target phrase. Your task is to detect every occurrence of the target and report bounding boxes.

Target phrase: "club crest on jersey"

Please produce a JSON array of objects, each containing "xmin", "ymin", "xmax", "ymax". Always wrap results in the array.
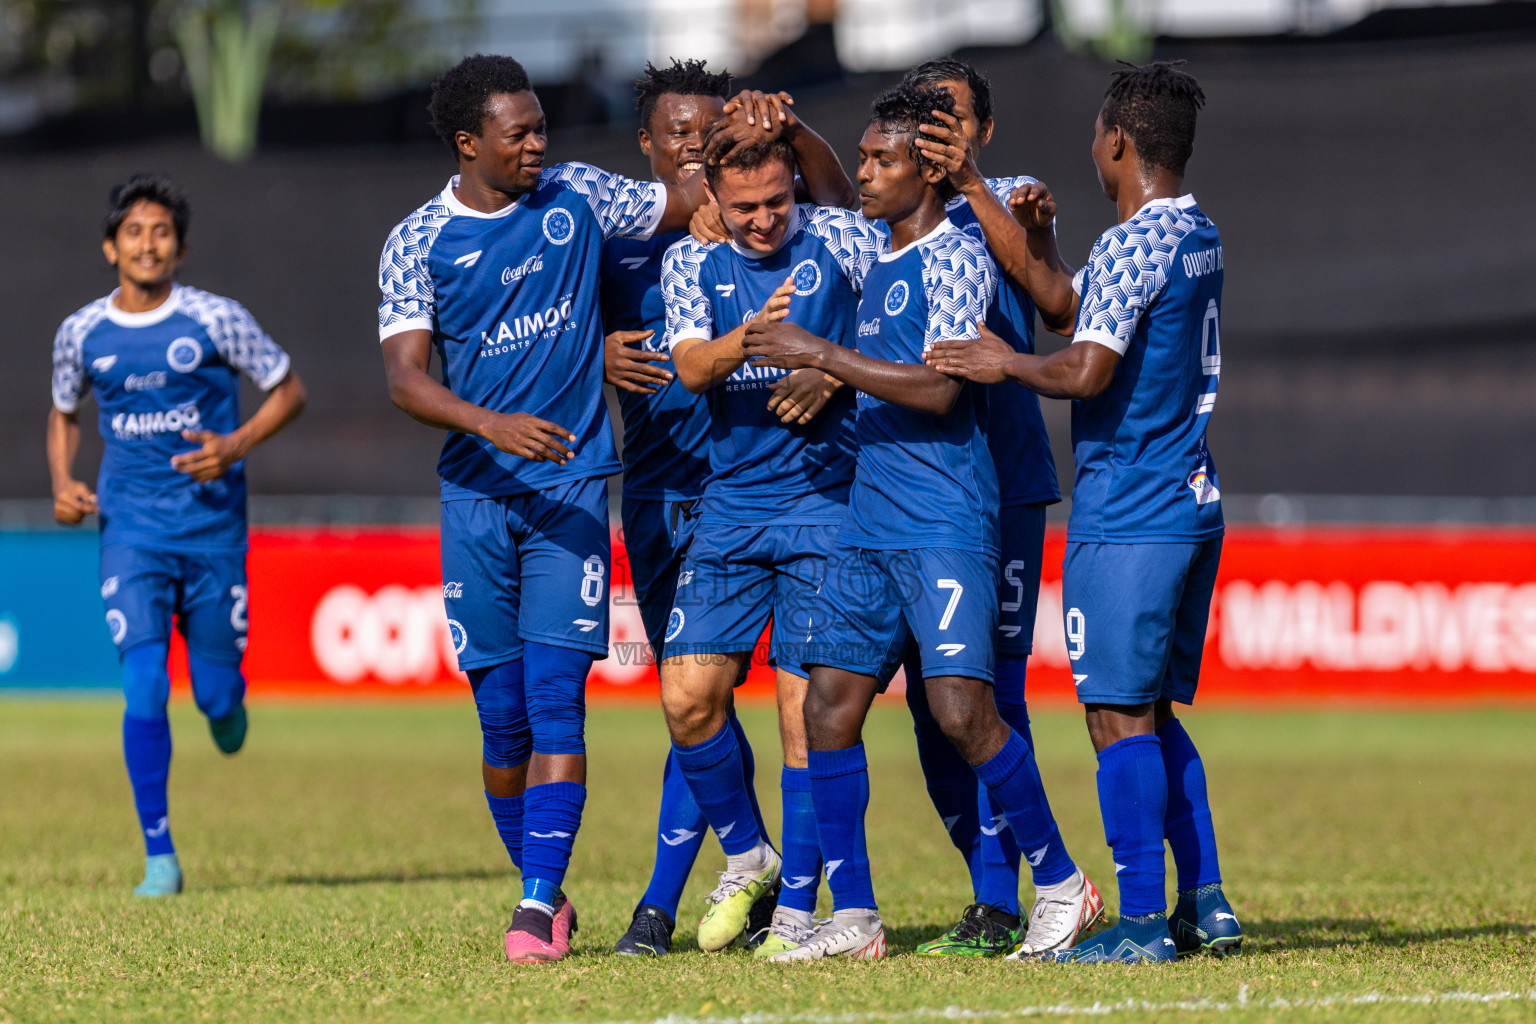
[
  {"xmin": 665, "ymin": 607, "xmax": 685, "ymax": 642},
  {"xmin": 884, "ymin": 280, "xmax": 909, "ymax": 316},
  {"xmin": 166, "ymin": 336, "xmax": 203, "ymax": 373},
  {"xmin": 446, "ymin": 618, "xmax": 468, "ymax": 654},
  {"xmin": 1187, "ymin": 464, "xmax": 1221, "ymax": 505},
  {"xmin": 105, "ymin": 609, "xmax": 127, "ymax": 645},
  {"xmin": 542, "ymin": 208, "xmax": 576, "ymax": 246},
  {"xmin": 791, "ymin": 259, "xmax": 822, "ymax": 296}
]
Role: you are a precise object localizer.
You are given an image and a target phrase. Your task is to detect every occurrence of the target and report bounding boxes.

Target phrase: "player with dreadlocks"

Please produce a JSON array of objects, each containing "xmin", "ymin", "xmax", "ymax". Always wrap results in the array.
[
  {"xmin": 926, "ymin": 60, "xmax": 1242, "ymax": 963},
  {"xmin": 603, "ymin": 58, "xmax": 856, "ymax": 957}
]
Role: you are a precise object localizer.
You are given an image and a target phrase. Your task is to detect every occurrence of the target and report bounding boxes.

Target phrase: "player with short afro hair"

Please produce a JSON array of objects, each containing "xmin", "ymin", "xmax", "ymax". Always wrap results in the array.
[
  {"xmin": 902, "ymin": 57, "xmax": 992, "ymax": 129},
  {"xmin": 867, "ymin": 82, "xmax": 959, "ymax": 199},
  {"xmin": 427, "ymin": 54, "xmax": 533, "ymax": 156},
  {"xmin": 634, "ymin": 58, "xmax": 734, "ymax": 134},
  {"xmin": 1100, "ymin": 59, "xmax": 1206, "ymax": 176}
]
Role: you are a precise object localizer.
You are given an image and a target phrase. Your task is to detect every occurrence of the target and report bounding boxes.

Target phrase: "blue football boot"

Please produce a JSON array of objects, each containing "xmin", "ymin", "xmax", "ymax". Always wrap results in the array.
[
  {"xmin": 133, "ymin": 853, "xmax": 183, "ymax": 897},
  {"xmin": 1043, "ymin": 912, "xmax": 1178, "ymax": 963},
  {"xmin": 208, "ymin": 704, "xmax": 248, "ymax": 755},
  {"xmin": 1170, "ymin": 883, "xmax": 1243, "ymax": 957}
]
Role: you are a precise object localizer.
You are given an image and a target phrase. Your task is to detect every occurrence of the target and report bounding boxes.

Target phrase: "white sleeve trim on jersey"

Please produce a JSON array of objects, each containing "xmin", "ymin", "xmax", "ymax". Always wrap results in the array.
[
  {"xmin": 1071, "ymin": 327, "xmax": 1130, "ymax": 356},
  {"xmin": 1072, "ymin": 267, "xmax": 1086, "ymax": 296},
  {"xmin": 379, "ymin": 317, "xmax": 434, "ymax": 343},
  {"xmin": 50, "ymin": 302, "xmax": 104, "ymax": 415},
  {"xmin": 661, "ymin": 237, "xmax": 715, "ymax": 350},
  {"xmin": 544, "ymin": 162, "xmax": 668, "ymax": 241}
]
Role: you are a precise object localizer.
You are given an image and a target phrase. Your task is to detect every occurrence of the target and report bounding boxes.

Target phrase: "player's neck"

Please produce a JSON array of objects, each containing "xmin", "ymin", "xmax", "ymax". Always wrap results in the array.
[
  {"xmin": 1116, "ymin": 167, "xmax": 1184, "ymax": 223},
  {"xmin": 886, "ymin": 196, "xmax": 948, "ymax": 251},
  {"xmin": 113, "ymin": 277, "xmax": 174, "ymax": 314},
  {"xmin": 454, "ymin": 168, "xmax": 523, "ymax": 214}
]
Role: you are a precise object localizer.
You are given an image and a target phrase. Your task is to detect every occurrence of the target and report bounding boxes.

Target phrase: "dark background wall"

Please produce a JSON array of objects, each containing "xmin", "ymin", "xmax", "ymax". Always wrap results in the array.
[{"xmin": 4, "ymin": 33, "xmax": 1533, "ymax": 502}]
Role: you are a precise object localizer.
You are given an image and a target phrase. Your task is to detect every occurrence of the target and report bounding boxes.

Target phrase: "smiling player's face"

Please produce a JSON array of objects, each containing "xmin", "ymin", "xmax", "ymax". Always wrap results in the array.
[
  {"xmin": 462, "ymin": 90, "xmax": 548, "ymax": 194},
  {"xmin": 102, "ymin": 200, "xmax": 183, "ymax": 290},
  {"xmin": 856, "ymin": 127, "xmax": 926, "ymax": 223},
  {"xmin": 710, "ymin": 160, "xmax": 796, "ymax": 253},
  {"xmin": 642, "ymin": 93, "xmax": 726, "ymax": 187}
]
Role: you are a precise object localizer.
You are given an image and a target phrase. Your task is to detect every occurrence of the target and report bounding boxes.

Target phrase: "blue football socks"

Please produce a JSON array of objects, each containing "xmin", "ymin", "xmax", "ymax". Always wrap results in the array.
[
  {"xmin": 993, "ymin": 694, "xmax": 1076, "ymax": 890},
  {"xmin": 907, "ymin": 671, "xmax": 986, "ymax": 896},
  {"xmin": 1096, "ymin": 734, "xmax": 1169, "ymax": 917},
  {"xmin": 637, "ymin": 749, "xmax": 706, "ymax": 917},
  {"xmin": 807, "ymin": 743, "xmax": 876, "ymax": 912},
  {"xmin": 521, "ymin": 780, "xmax": 586, "ymax": 901},
  {"xmin": 1157, "ymin": 718, "xmax": 1223, "ymax": 891},
  {"xmin": 672, "ymin": 720, "xmax": 763, "ymax": 856},
  {"xmin": 122, "ymin": 712, "xmax": 175, "ymax": 857},
  {"xmin": 777, "ymin": 766, "xmax": 822, "ymax": 913},
  {"xmin": 485, "ymin": 792, "xmax": 525, "ymax": 873}
]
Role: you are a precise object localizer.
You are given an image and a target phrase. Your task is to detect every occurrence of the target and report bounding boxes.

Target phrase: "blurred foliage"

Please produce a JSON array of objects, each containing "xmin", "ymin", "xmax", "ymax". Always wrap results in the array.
[
  {"xmin": 1053, "ymin": 0, "xmax": 1156, "ymax": 65},
  {"xmin": 0, "ymin": 0, "xmax": 480, "ymax": 110},
  {"xmin": 177, "ymin": 1, "xmax": 279, "ymax": 160}
]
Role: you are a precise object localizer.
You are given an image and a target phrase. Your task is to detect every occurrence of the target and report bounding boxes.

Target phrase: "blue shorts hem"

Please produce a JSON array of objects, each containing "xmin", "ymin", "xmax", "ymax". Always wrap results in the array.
[
  {"xmin": 455, "ymin": 648, "xmax": 525, "ymax": 672},
  {"xmin": 519, "ymin": 629, "xmax": 608, "ymax": 660}
]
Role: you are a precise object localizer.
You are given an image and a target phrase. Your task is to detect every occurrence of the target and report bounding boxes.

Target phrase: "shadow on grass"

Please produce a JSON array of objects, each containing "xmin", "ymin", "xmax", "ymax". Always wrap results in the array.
[
  {"xmin": 276, "ymin": 868, "xmax": 511, "ymax": 888},
  {"xmin": 1248, "ymin": 918, "xmax": 1533, "ymax": 951}
]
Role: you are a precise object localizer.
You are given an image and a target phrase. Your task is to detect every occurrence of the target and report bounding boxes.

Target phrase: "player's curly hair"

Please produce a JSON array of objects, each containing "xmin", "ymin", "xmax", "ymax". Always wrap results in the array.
[
  {"xmin": 1101, "ymin": 60, "xmax": 1206, "ymax": 175},
  {"xmin": 701, "ymin": 130, "xmax": 796, "ymax": 193},
  {"xmin": 901, "ymin": 57, "xmax": 992, "ymax": 127},
  {"xmin": 634, "ymin": 58, "xmax": 734, "ymax": 133},
  {"xmin": 104, "ymin": 173, "xmax": 190, "ymax": 245},
  {"xmin": 428, "ymin": 54, "xmax": 533, "ymax": 156},
  {"xmin": 868, "ymin": 83, "xmax": 959, "ymax": 200}
]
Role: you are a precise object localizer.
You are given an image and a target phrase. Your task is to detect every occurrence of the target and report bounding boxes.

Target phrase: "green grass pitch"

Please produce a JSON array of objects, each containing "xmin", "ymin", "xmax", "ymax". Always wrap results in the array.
[{"xmin": 2, "ymin": 699, "xmax": 1534, "ymax": 1023}]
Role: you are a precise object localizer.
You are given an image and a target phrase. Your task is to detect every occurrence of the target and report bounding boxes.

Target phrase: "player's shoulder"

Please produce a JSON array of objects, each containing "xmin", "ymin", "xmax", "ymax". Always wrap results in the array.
[
  {"xmin": 174, "ymin": 285, "xmax": 257, "ymax": 328},
  {"xmin": 800, "ymin": 204, "xmax": 883, "ymax": 247},
  {"xmin": 539, "ymin": 160, "xmax": 630, "ymax": 200},
  {"xmin": 985, "ymin": 174, "xmax": 1038, "ymax": 201},
  {"xmin": 924, "ymin": 222, "xmax": 989, "ymax": 262},
  {"xmin": 661, "ymin": 233, "xmax": 716, "ymax": 271},
  {"xmin": 57, "ymin": 295, "xmax": 114, "ymax": 340},
  {"xmin": 384, "ymin": 190, "xmax": 455, "ymax": 253}
]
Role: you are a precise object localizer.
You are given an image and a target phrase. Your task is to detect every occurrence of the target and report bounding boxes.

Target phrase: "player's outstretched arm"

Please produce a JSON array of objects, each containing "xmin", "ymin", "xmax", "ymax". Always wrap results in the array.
[
  {"xmin": 705, "ymin": 90, "xmax": 856, "ymax": 209},
  {"xmin": 656, "ymin": 170, "xmax": 711, "ymax": 235},
  {"xmin": 743, "ymin": 321, "xmax": 963, "ymax": 416},
  {"xmin": 170, "ymin": 370, "xmax": 308, "ymax": 483},
  {"xmin": 672, "ymin": 277, "xmax": 795, "ymax": 393},
  {"xmin": 46, "ymin": 406, "xmax": 97, "ymax": 525},
  {"xmin": 382, "ymin": 329, "xmax": 576, "ymax": 464},
  {"xmin": 926, "ymin": 320, "xmax": 1119, "ymax": 400}
]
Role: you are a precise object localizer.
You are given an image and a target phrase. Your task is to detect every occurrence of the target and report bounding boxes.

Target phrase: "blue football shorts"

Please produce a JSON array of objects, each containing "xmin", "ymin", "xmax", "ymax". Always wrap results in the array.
[
  {"xmin": 99, "ymin": 544, "xmax": 248, "ymax": 664},
  {"xmin": 620, "ymin": 495, "xmax": 700, "ymax": 660},
  {"xmin": 1059, "ymin": 537, "xmax": 1223, "ymax": 706},
  {"xmin": 805, "ymin": 542, "xmax": 999, "ymax": 685},
  {"xmin": 439, "ymin": 476, "xmax": 612, "ymax": 671},
  {"xmin": 996, "ymin": 502, "xmax": 1047, "ymax": 660}
]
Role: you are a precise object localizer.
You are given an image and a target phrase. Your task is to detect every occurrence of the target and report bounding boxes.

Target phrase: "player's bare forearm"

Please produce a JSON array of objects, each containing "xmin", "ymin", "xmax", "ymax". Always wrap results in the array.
[
  {"xmin": 785, "ymin": 119, "xmax": 856, "ymax": 210},
  {"xmin": 656, "ymin": 172, "xmax": 710, "ymax": 233},
  {"xmin": 931, "ymin": 335, "xmax": 1118, "ymax": 400},
  {"xmin": 230, "ymin": 370, "xmax": 307, "ymax": 456},
  {"xmin": 816, "ymin": 344, "xmax": 962, "ymax": 415},
  {"xmin": 959, "ymin": 181, "xmax": 1076, "ymax": 331},
  {"xmin": 673, "ymin": 328, "xmax": 749, "ymax": 394},
  {"xmin": 46, "ymin": 407, "xmax": 97, "ymax": 523},
  {"xmin": 383, "ymin": 331, "xmax": 503, "ymax": 435}
]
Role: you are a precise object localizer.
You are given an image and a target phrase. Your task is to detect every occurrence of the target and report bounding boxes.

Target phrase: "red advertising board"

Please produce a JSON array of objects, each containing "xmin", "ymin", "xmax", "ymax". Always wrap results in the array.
[{"xmin": 188, "ymin": 526, "xmax": 1536, "ymax": 704}]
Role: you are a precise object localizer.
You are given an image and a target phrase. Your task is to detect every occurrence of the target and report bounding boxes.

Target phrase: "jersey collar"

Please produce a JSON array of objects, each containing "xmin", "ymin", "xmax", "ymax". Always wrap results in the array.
[
  {"xmin": 1131, "ymin": 193, "xmax": 1197, "ymax": 219},
  {"xmin": 727, "ymin": 205, "xmax": 801, "ymax": 260},
  {"xmin": 103, "ymin": 284, "xmax": 182, "ymax": 328},
  {"xmin": 878, "ymin": 217, "xmax": 956, "ymax": 262},
  {"xmin": 442, "ymin": 175, "xmax": 528, "ymax": 219}
]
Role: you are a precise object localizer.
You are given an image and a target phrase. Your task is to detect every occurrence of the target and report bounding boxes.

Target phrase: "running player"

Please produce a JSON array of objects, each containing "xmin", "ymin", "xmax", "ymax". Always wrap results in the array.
[
  {"xmin": 603, "ymin": 59, "xmax": 856, "ymax": 957},
  {"xmin": 377, "ymin": 54, "xmax": 708, "ymax": 964},
  {"xmin": 658, "ymin": 131, "xmax": 881, "ymax": 958},
  {"xmin": 740, "ymin": 83, "xmax": 1070, "ymax": 963},
  {"xmin": 925, "ymin": 60, "xmax": 1241, "ymax": 963},
  {"xmin": 888, "ymin": 57, "xmax": 1101, "ymax": 958},
  {"xmin": 47, "ymin": 173, "xmax": 306, "ymax": 897}
]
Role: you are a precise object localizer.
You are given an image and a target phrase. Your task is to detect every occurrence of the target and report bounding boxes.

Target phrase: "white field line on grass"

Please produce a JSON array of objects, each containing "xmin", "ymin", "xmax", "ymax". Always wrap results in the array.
[{"xmin": 542, "ymin": 987, "xmax": 1536, "ymax": 1024}]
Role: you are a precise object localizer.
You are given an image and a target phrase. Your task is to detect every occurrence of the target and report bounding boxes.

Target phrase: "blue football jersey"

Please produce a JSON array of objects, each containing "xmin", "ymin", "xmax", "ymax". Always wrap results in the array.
[
  {"xmin": 946, "ymin": 176, "xmax": 1060, "ymax": 507},
  {"xmin": 600, "ymin": 230, "xmax": 711, "ymax": 501},
  {"xmin": 379, "ymin": 163, "xmax": 667, "ymax": 501},
  {"xmin": 840, "ymin": 220, "xmax": 1000, "ymax": 554},
  {"xmin": 662, "ymin": 205, "xmax": 882, "ymax": 526},
  {"xmin": 50, "ymin": 285, "xmax": 291, "ymax": 552},
  {"xmin": 1068, "ymin": 194, "xmax": 1224, "ymax": 541}
]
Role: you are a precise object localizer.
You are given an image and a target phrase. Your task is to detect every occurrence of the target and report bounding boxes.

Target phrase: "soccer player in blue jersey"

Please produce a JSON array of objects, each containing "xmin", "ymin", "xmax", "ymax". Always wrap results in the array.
[
  {"xmin": 602, "ymin": 59, "xmax": 857, "ymax": 957},
  {"xmin": 377, "ymin": 54, "xmax": 709, "ymax": 964},
  {"xmin": 871, "ymin": 57, "xmax": 1103, "ymax": 959},
  {"xmin": 740, "ymin": 83, "xmax": 1074, "ymax": 963},
  {"xmin": 658, "ymin": 132, "xmax": 881, "ymax": 958},
  {"xmin": 926, "ymin": 61, "xmax": 1242, "ymax": 963},
  {"xmin": 47, "ymin": 174, "xmax": 306, "ymax": 897}
]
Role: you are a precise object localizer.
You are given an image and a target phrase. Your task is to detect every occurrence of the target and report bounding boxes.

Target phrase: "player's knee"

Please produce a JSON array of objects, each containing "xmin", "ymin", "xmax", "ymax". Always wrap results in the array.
[
  {"xmin": 802, "ymin": 668, "xmax": 866, "ymax": 750},
  {"xmin": 187, "ymin": 653, "xmax": 245, "ymax": 721},
  {"xmin": 121, "ymin": 641, "xmax": 172, "ymax": 720},
  {"xmin": 659, "ymin": 658, "xmax": 731, "ymax": 743},
  {"xmin": 470, "ymin": 661, "xmax": 532, "ymax": 768},
  {"xmin": 524, "ymin": 642, "xmax": 590, "ymax": 756}
]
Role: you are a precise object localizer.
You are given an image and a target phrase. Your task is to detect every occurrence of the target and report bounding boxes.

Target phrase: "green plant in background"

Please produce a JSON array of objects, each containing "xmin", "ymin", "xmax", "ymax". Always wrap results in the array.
[
  {"xmin": 176, "ymin": 0, "xmax": 279, "ymax": 161},
  {"xmin": 1052, "ymin": 0, "xmax": 1155, "ymax": 64}
]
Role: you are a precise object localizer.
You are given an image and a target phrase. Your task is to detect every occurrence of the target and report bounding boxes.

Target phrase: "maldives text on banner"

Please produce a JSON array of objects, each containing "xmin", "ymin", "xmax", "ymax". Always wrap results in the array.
[{"xmin": 1, "ymin": 527, "xmax": 1534, "ymax": 702}]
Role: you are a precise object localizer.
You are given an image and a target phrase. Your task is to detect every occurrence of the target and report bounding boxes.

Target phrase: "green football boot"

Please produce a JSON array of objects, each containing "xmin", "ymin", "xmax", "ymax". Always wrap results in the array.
[
  {"xmin": 208, "ymin": 704, "xmax": 247, "ymax": 755},
  {"xmin": 696, "ymin": 847, "xmax": 781, "ymax": 952},
  {"xmin": 916, "ymin": 902, "xmax": 1021, "ymax": 957}
]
